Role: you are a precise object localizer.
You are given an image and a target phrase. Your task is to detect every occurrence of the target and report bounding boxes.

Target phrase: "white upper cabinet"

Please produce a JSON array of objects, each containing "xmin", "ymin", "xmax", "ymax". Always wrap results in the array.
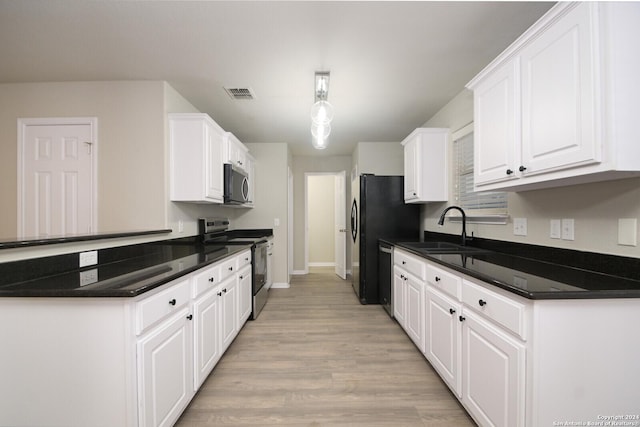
[
  {"xmin": 223, "ymin": 132, "xmax": 249, "ymax": 172},
  {"xmin": 169, "ymin": 113, "xmax": 225, "ymax": 203},
  {"xmin": 401, "ymin": 128, "xmax": 449, "ymax": 203},
  {"xmin": 467, "ymin": 2, "xmax": 640, "ymax": 191}
]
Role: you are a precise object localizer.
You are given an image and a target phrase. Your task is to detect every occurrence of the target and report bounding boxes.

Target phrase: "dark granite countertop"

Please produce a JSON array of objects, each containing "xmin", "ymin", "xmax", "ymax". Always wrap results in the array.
[
  {"xmin": 0, "ymin": 230, "xmax": 272, "ymax": 298},
  {"xmin": 0, "ymin": 229, "xmax": 172, "ymax": 250},
  {"xmin": 384, "ymin": 233, "xmax": 640, "ymax": 300}
]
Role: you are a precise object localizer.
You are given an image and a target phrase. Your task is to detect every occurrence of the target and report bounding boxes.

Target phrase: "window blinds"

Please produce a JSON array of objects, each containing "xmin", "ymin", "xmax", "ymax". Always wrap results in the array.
[{"xmin": 455, "ymin": 132, "xmax": 507, "ymax": 210}]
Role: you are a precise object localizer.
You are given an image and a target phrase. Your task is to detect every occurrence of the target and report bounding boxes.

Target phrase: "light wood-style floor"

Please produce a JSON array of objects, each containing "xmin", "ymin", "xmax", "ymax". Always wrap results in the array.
[{"xmin": 175, "ymin": 267, "xmax": 476, "ymax": 426}]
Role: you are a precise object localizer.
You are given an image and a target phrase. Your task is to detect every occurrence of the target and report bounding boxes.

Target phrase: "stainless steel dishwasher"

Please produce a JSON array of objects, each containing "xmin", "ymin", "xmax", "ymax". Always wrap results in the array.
[{"xmin": 378, "ymin": 242, "xmax": 394, "ymax": 317}]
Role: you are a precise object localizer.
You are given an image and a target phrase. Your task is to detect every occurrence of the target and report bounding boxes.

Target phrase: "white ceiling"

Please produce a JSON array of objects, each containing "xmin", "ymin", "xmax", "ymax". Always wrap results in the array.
[{"xmin": 0, "ymin": 1, "xmax": 553, "ymax": 156}]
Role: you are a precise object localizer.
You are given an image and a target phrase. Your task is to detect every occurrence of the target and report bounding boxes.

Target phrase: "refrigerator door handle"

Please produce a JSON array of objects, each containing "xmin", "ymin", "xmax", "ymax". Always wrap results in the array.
[{"xmin": 351, "ymin": 199, "xmax": 358, "ymax": 243}]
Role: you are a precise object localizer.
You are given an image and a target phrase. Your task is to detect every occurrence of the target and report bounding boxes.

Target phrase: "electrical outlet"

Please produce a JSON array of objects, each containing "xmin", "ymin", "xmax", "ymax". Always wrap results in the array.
[
  {"xmin": 79, "ymin": 250, "xmax": 98, "ymax": 268},
  {"xmin": 513, "ymin": 218, "xmax": 527, "ymax": 236},
  {"xmin": 274, "ymin": 218, "xmax": 280, "ymax": 227},
  {"xmin": 561, "ymin": 218, "xmax": 575, "ymax": 241},
  {"xmin": 178, "ymin": 220, "xmax": 184, "ymax": 233},
  {"xmin": 550, "ymin": 219, "xmax": 561, "ymax": 239},
  {"xmin": 618, "ymin": 218, "xmax": 637, "ymax": 246},
  {"xmin": 79, "ymin": 269, "xmax": 98, "ymax": 286}
]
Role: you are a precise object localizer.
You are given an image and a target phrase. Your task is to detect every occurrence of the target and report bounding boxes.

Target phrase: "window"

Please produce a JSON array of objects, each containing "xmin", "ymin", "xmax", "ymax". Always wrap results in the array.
[{"xmin": 454, "ymin": 132, "xmax": 508, "ymax": 211}]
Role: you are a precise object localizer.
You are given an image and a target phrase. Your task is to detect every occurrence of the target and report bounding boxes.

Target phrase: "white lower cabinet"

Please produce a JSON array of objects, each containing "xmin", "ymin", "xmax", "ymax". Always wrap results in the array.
[
  {"xmin": 460, "ymin": 310, "xmax": 525, "ymax": 427},
  {"xmin": 405, "ymin": 273, "xmax": 425, "ymax": 352},
  {"xmin": 391, "ymin": 249, "xmax": 640, "ymax": 426},
  {"xmin": 425, "ymin": 286, "xmax": 462, "ymax": 397},
  {"xmin": 395, "ymin": 249, "xmax": 528, "ymax": 427},
  {"xmin": 393, "ymin": 266, "xmax": 407, "ymax": 327},
  {"xmin": 137, "ymin": 308, "xmax": 194, "ymax": 427},
  {"xmin": 220, "ymin": 274, "xmax": 238, "ymax": 351},
  {"xmin": 193, "ymin": 288, "xmax": 221, "ymax": 389},
  {"xmin": 238, "ymin": 264, "xmax": 252, "ymax": 324}
]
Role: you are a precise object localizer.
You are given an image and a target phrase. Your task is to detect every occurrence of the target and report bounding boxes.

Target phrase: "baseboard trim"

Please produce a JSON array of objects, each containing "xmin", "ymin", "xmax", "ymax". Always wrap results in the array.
[
  {"xmin": 309, "ymin": 262, "xmax": 336, "ymax": 267},
  {"xmin": 292, "ymin": 270, "xmax": 307, "ymax": 275},
  {"xmin": 270, "ymin": 282, "xmax": 290, "ymax": 289}
]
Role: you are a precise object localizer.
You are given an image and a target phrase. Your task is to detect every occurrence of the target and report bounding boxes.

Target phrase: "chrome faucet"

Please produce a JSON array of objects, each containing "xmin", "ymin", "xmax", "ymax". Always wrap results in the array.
[{"xmin": 437, "ymin": 205, "xmax": 469, "ymax": 246}]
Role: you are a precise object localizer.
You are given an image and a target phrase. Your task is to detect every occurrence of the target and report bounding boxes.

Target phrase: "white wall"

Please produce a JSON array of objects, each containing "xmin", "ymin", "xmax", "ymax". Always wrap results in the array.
[
  {"xmin": 353, "ymin": 142, "xmax": 404, "ymax": 176},
  {"xmin": 235, "ymin": 143, "xmax": 290, "ymax": 286},
  {"xmin": 422, "ymin": 89, "xmax": 640, "ymax": 259},
  {"xmin": 0, "ymin": 81, "xmax": 167, "ymax": 237},
  {"xmin": 307, "ymin": 175, "xmax": 336, "ymax": 265},
  {"xmin": 292, "ymin": 155, "xmax": 352, "ymax": 272}
]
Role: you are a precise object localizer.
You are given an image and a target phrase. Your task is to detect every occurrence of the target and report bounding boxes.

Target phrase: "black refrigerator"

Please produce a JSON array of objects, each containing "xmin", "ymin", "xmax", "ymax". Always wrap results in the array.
[{"xmin": 351, "ymin": 174, "xmax": 421, "ymax": 304}]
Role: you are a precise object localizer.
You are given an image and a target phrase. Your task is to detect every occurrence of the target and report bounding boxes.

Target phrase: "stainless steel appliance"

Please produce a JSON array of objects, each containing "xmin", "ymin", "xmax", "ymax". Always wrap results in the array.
[
  {"xmin": 223, "ymin": 163, "xmax": 250, "ymax": 205},
  {"xmin": 351, "ymin": 174, "xmax": 420, "ymax": 304},
  {"xmin": 199, "ymin": 218, "xmax": 269, "ymax": 319}
]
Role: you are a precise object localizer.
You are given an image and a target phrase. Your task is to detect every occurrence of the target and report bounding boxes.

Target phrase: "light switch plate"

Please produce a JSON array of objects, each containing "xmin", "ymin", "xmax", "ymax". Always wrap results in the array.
[
  {"xmin": 550, "ymin": 219, "xmax": 561, "ymax": 239},
  {"xmin": 561, "ymin": 219, "xmax": 575, "ymax": 241},
  {"xmin": 618, "ymin": 218, "xmax": 637, "ymax": 246}
]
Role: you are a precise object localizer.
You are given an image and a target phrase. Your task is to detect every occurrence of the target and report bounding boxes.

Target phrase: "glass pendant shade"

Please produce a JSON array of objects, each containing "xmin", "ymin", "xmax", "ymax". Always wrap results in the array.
[
  {"xmin": 311, "ymin": 122, "xmax": 331, "ymax": 139},
  {"xmin": 312, "ymin": 135, "xmax": 328, "ymax": 150},
  {"xmin": 310, "ymin": 100, "xmax": 334, "ymax": 125}
]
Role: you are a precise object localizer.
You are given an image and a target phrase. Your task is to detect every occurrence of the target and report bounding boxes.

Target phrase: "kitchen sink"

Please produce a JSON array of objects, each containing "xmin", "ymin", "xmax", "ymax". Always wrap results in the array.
[{"xmin": 398, "ymin": 241, "xmax": 487, "ymax": 254}]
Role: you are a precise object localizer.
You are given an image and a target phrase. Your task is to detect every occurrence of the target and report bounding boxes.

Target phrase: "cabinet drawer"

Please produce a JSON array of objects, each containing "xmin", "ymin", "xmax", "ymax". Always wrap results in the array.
[
  {"xmin": 192, "ymin": 263, "xmax": 221, "ymax": 298},
  {"xmin": 461, "ymin": 279, "xmax": 527, "ymax": 340},
  {"xmin": 219, "ymin": 257, "xmax": 237, "ymax": 280},
  {"xmin": 237, "ymin": 250, "xmax": 252, "ymax": 269},
  {"xmin": 394, "ymin": 250, "xmax": 425, "ymax": 280},
  {"xmin": 426, "ymin": 263, "xmax": 461, "ymax": 299},
  {"xmin": 136, "ymin": 279, "xmax": 191, "ymax": 335}
]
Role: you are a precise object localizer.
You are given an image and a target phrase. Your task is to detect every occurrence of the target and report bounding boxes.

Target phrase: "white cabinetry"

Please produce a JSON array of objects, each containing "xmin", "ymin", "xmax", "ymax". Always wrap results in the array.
[
  {"xmin": 169, "ymin": 113, "xmax": 225, "ymax": 203},
  {"xmin": 405, "ymin": 272, "xmax": 425, "ymax": 352},
  {"xmin": 392, "ymin": 267, "xmax": 407, "ymax": 327},
  {"xmin": 425, "ymin": 286, "xmax": 462, "ymax": 397},
  {"xmin": 460, "ymin": 309, "xmax": 525, "ymax": 427},
  {"xmin": 401, "ymin": 128, "xmax": 448, "ymax": 203},
  {"xmin": 393, "ymin": 249, "xmax": 427, "ymax": 352},
  {"xmin": 467, "ymin": 2, "xmax": 640, "ymax": 191},
  {"xmin": 0, "ymin": 249, "xmax": 254, "ymax": 427},
  {"xmin": 223, "ymin": 132, "xmax": 249, "ymax": 172},
  {"xmin": 136, "ymin": 278, "xmax": 194, "ymax": 427},
  {"xmin": 394, "ymin": 249, "xmax": 528, "ymax": 427},
  {"xmin": 237, "ymin": 251, "xmax": 252, "ymax": 324},
  {"xmin": 137, "ymin": 307, "xmax": 193, "ymax": 427}
]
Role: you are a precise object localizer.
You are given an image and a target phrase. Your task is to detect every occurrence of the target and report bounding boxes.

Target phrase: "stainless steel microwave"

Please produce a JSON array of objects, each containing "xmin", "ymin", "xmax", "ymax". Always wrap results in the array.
[{"xmin": 223, "ymin": 163, "xmax": 249, "ymax": 205}]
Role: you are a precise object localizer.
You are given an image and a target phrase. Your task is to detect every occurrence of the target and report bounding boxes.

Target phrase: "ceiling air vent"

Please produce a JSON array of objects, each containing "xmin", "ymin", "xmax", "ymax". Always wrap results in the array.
[{"xmin": 224, "ymin": 87, "xmax": 256, "ymax": 100}]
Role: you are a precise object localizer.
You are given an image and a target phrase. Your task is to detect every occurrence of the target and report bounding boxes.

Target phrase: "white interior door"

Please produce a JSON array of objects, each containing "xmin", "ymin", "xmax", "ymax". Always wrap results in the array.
[
  {"xmin": 18, "ymin": 118, "xmax": 97, "ymax": 238},
  {"xmin": 334, "ymin": 171, "xmax": 347, "ymax": 279}
]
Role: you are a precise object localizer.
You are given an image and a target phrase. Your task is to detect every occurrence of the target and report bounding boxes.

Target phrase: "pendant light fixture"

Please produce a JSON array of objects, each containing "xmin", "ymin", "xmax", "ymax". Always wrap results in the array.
[{"xmin": 311, "ymin": 71, "xmax": 334, "ymax": 149}]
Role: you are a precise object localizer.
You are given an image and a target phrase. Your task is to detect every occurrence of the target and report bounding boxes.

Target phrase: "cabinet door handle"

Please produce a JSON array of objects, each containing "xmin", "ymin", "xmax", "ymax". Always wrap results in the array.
[
  {"xmin": 435, "ymin": 276, "xmax": 441, "ymax": 282},
  {"xmin": 506, "ymin": 169, "xmax": 514, "ymax": 175},
  {"xmin": 209, "ymin": 277, "xmax": 215, "ymax": 283},
  {"xmin": 459, "ymin": 315, "xmax": 466, "ymax": 322},
  {"xmin": 239, "ymin": 275, "xmax": 244, "ymax": 279},
  {"xmin": 169, "ymin": 299, "xmax": 176, "ymax": 306},
  {"xmin": 402, "ymin": 260, "xmax": 406, "ymax": 265},
  {"xmin": 223, "ymin": 288, "xmax": 227, "ymax": 293},
  {"xmin": 519, "ymin": 165, "xmax": 527, "ymax": 172},
  {"xmin": 186, "ymin": 314, "xmax": 193, "ymax": 320},
  {"xmin": 478, "ymin": 299, "xmax": 487, "ymax": 307},
  {"xmin": 217, "ymin": 291, "xmax": 223, "ymax": 296},
  {"xmin": 449, "ymin": 308, "xmax": 456, "ymax": 315},
  {"xmin": 228, "ymin": 266, "xmax": 234, "ymax": 271}
]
